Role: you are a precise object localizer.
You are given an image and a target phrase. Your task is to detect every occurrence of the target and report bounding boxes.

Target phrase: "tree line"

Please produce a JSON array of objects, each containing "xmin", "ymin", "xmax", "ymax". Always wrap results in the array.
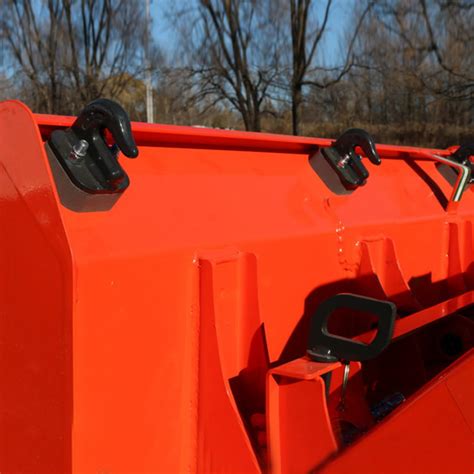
[{"xmin": 0, "ymin": 0, "xmax": 472, "ymax": 147}]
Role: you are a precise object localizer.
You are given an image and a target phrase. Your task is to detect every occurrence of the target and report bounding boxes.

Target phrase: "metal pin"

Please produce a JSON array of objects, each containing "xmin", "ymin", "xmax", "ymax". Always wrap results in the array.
[
  {"xmin": 70, "ymin": 139, "xmax": 89, "ymax": 161},
  {"xmin": 337, "ymin": 153, "xmax": 352, "ymax": 168},
  {"xmin": 337, "ymin": 362, "xmax": 350, "ymax": 412}
]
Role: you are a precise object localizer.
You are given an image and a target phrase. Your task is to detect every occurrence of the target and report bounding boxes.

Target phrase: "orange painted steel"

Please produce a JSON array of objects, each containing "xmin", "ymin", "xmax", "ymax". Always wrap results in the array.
[
  {"xmin": 319, "ymin": 350, "xmax": 474, "ymax": 474},
  {"xmin": 0, "ymin": 100, "xmax": 473, "ymax": 473}
]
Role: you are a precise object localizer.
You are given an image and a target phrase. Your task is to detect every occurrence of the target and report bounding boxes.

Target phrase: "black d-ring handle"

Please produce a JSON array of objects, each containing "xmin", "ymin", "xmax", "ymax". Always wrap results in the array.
[{"xmin": 307, "ymin": 294, "xmax": 397, "ymax": 363}]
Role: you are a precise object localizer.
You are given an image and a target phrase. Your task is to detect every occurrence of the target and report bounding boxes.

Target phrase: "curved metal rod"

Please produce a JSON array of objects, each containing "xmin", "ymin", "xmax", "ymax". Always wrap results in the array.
[{"xmin": 418, "ymin": 151, "xmax": 471, "ymax": 203}]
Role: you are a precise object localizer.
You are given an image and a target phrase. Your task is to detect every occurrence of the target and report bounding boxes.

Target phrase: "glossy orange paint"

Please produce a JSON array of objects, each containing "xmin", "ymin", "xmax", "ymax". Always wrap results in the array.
[
  {"xmin": 0, "ymin": 100, "xmax": 473, "ymax": 473},
  {"xmin": 319, "ymin": 350, "xmax": 474, "ymax": 474}
]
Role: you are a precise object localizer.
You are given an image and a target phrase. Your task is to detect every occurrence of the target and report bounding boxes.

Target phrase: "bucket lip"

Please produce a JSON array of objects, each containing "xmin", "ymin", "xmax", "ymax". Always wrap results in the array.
[{"xmin": 33, "ymin": 110, "xmax": 454, "ymax": 158}]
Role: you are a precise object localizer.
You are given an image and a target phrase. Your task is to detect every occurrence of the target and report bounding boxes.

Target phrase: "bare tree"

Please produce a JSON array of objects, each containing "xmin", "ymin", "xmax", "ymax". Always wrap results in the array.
[
  {"xmin": 287, "ymin": 0, "xmax": 376, "ymax": 135},
  {"xmin": 63, "ymin": 0, "xmax": 148, "ymax": 109},
  {"xmin": 182, "ymin": 0, "xmax": 286, "ymax": 132},
  {"xmin": 370, "ymin": 0, "xmax": 474, "ymax": 101},
  {"xmin": 1, "ymin": 0, "xmax": 148, "ymax": 114},
  {"xmin": 315, "ymin": 0, "xmax": 474, "ymax": 146},
  {"xmin": 289, "ymin": 0, "xmax": 332, "ymax": 135},
  {"xmin": 1, "ymin": 0, "xmax": 66, "ymax": 113},
  {"xmin": 1, "ymin": 0, "xmax": 471, "ymax": 147}
]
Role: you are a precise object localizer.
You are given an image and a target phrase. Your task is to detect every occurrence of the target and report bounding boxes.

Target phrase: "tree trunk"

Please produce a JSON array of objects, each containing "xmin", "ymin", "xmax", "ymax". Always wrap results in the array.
[
  {"xmin": 292, "ymin": 83, "xmax": 302, "ymax": 135},
  {"xmin": 251, "ymin": 112, "xmax": 261, "ymax": 132}
]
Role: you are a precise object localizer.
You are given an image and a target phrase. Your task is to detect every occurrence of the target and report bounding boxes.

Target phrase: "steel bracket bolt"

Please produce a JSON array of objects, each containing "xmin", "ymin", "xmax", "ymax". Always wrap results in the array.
[
  {"xmin": 69, "ymin": 139, "xmax": 89, "ymax": 161},
  {"xmin": 337, "ymin": 154, "xmax": 352, "ymax": 168}
]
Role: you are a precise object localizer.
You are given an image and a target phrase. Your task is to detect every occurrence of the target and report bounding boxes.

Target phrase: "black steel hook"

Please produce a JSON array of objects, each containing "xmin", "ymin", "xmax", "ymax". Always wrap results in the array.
[
  {"xmin": 333, "ymin": 128, "xmax": 381, "ymax": 165},
  {"xmin": 48, "ymin": 98, "xmax": 138, "ymax": 194},
  {"xmin": 73, "ymin": 99, "xmax": 138, "ymax": 159},
  {"xmin": 452, "ymin": 143, "xmax": 474, "ymax": 184},
  {"xmin": 322, "ymin": 128, "xmax": 381, "ymax": 189}
]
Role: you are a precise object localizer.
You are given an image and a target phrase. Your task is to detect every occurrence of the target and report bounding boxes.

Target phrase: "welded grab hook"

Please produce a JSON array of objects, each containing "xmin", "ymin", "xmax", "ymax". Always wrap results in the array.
[
  {"xmin": 452, "ymin": 143, "xmax": 474, "ymax": 184},
  {"xmin": 48, "ymin": 99, "xmax": 138, "ymax": 194},
  {"xmin": 322, "ymin": 128, "xmax": 381, "ymax": 189}
]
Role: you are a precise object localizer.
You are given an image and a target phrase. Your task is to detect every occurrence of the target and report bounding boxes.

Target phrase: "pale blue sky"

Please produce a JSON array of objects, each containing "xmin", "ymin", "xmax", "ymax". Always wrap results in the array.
[{"xmin": 149, "ymin": 0, "xmax": 354, "ymax": 68}]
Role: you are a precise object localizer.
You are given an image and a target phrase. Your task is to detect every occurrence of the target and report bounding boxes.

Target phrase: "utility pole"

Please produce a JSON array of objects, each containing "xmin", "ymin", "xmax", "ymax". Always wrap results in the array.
[{"xmin": 145, "ymin": 0, "xmax": 154, "ymax": 123}]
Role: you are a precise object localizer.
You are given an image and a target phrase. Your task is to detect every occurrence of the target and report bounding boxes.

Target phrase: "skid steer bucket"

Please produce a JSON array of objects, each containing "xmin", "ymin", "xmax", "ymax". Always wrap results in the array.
[{"xmin": 0, "ymin": 99, "xmax": 472, "ymax": 473}]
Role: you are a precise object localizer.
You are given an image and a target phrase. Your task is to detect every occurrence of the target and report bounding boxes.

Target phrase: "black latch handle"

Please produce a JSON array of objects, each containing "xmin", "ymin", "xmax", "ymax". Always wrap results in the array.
[{"xmin": 307, "ymin": 294, "xmax": 396, "ymax": 363}]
